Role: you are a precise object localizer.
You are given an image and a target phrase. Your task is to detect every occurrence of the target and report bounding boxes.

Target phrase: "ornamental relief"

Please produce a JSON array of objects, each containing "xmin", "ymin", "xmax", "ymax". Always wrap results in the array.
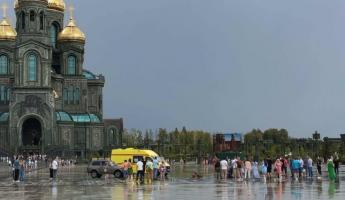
[
  {"xmin": 92, "ymin": 129, "xmax": 102, "ymax": 148},
  {"xmin": 12, "ymin": 95, "xmax": 52, "ymax": 120},
  {"xmin": 61, "ymin": 128, "xmax": 72, "ymax": 146}
]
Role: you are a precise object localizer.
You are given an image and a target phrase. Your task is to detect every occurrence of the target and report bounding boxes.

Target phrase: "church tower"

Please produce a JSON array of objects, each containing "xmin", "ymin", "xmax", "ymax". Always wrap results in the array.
[{"xmin": 0, "ymin": 0, "xmax": 122, "ymax": 158}]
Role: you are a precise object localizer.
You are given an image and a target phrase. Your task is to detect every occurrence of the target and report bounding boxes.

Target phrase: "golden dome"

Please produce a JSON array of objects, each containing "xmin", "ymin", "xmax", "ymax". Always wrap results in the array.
[
  {"xmin": 58, "ymin": 19, "xmax": 85, "ymax": 43},
  {"xmin": 48, "ymin": 0, "xmax": 66, "ymax": 12},
  {"xmin": 0, "ymin": 18, "xmax": 17, "ymax": 41}
]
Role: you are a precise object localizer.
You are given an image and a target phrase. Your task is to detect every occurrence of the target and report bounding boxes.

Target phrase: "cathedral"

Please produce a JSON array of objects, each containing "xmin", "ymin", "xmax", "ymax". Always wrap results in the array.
[{"xmin": 0, "ymin": 0, "xmax": 123, "ymax": 158}]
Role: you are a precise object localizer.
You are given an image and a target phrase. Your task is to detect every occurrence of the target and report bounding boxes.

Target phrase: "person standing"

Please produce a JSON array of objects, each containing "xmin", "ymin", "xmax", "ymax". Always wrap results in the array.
[
  {"xmin": 214, "ymin": 159, "xmax": 221, "ymax": 180},
  {"xmin": 261, "ymin": 161, "xmax": 267, "ymax": 182},
  {"xmin": 292, "ymin": 157, "xmax": 300, "ymax": 180},
  {"xmin": 128, "ymin": 159, "xmax": 133, "ymax": 181},
  {"xmin": 52, "ymin": 157, "xmax": 58, "ymax": 180},
  {"xmin": 244, "ymin": 159, "xmax": 252, "ymax": 180},
  {"xmin": 327, "ymin": 157, "xmax": 336, "ymax": 181},
  {"xmin": 334, "ymin": 158, "xmax": 339, "ymax": 175},
  {"xmin": 275, "ymin": 159, "xmax": 282, "ymax": 182},
  {"xmin": 153, "ymin": 157, "xmax": 159, "ymax": 180},
  {"xmin": 237, "ymin": 158, "xmax": 243, "ymax": 180},
  {"xmin": 159, "ymin": 162, "xmax": 166, "ymax": 181},
  {"xmin": 121, "ymin": 160, "xmax": 129, "ymax": 180},
  {"xmin": 266, "ymin": 157, "xmax": 273, "ymax": 179},
  {"xmin": 145, "ymin": 159, "xmax": 154, "ymax": 183},
  {"xmin": 19, "ymin": 159, "xmax": 25, "ymax": 182},
  {"xmin": 252, "ymin": 161, "xmax": 260, "ymax": 179},
  {"xmin": 136, "ymin": 159, "xmax": 144, "ymax": 183},
  {"xmin": 316, "ymin": 156, "xmax": 322, "ymax": 178},
  {"xmin": 307, "ymin": 157, "xmax": 313, "ymax": 178},
  {"xmin": 13, "ymin": 157, "xmax": 20, "ymax": 182},
  {"xmin": 220, "ymin": 159, "xmax": 228, "ymax": 179},
  {"xmin": 298, "ymin": 157, "xmax": 304, "ymax": 178},
  {"xmin": 231, "ymin": 158, "xmax": 237, "ymax": 179}
]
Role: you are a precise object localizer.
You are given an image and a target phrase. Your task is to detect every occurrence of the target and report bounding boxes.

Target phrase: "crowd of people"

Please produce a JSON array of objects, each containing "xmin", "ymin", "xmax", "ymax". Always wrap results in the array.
[
  {"xmin": 7, "ymin": 154, "xmax": 77, "ymax": 183},
  {"xmin": 9, "ymin": 154, "xmax": 47, "ymax": 182},
  {"xmin": 120, "ymin": 157, "xmax": 168, "ymax": 184},
  {"xmin": 212, "ymin": 155, "xmax": 341, "ymax": 182}
]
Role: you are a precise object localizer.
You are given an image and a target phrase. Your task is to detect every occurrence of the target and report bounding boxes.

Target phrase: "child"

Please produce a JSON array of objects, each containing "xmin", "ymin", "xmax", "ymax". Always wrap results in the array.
[{"xmin": 159, "ymin": 162, "xmax": 166, "ymax": 180}]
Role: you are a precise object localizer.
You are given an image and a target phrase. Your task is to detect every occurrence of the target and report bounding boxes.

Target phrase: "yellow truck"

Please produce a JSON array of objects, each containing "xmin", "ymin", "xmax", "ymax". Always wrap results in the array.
[{"xmin": 110, "ymin": 148, "xmax": 170, "ymax": 175}]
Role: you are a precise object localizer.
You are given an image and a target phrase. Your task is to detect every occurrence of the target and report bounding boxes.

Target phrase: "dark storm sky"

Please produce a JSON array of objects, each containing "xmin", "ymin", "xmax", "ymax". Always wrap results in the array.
[{"xmin": 4, "ymin": 0, "xmax": 345, "ymax": 137}]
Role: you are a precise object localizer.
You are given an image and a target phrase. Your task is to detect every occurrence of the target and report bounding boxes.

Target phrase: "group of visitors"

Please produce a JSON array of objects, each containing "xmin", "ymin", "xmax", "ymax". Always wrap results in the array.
[
  {"xmin": 214, "ymin": 155, "xmax": 341, "ymax": 182},
  {"xmin": 121, "ymin": 157, "xmax": 167, "ymax": 184},
  {"xmin": 10, "ymin": 154, "xmax": 47, "ymax": 182}
]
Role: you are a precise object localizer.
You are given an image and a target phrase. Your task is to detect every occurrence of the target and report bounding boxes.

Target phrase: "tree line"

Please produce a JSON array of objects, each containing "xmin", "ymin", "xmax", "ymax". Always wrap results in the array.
[
  {"xmin": 122, "ymin": 127, "xmax": 213, "ymax": 161},
  {"xmin": 244, "ymin": 128, "xmax": 345, "ymax": 162}
]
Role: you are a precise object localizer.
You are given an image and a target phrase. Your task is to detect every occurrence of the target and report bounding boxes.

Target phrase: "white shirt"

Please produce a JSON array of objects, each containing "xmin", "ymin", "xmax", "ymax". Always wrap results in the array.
[
  {"xmin": 137, "ymin": 161, "xmax": 143, "ymax": 171},
  {"xmin": 52, "ymin": 160, "xmax": 58, "ymax": 170},
  {"xmin": 232, "ymin": 159, "xmax": 237, "ymax": 168},
  {"xmin": 220, "ymin": 160, "xmax": 228, "ymax": 170}
]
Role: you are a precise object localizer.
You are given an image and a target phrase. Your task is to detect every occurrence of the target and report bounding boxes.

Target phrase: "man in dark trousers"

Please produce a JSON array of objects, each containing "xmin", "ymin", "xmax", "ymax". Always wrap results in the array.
[{"xmin": 13, "ymin": 157, "xmax": 20, "ymax": 182}]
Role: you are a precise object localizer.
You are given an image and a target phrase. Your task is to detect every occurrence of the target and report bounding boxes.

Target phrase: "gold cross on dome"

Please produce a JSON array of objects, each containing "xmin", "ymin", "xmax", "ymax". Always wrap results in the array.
[
  {"xmin": 1, "ymin": 3, "xmax": 8, "ymax": 18},
  {"xmin": 69, "ymin": 5, "xmax": 75, "ymax": 20}
]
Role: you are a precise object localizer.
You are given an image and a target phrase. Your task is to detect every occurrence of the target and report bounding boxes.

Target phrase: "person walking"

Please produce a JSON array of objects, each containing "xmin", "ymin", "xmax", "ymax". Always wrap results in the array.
[
  {"xmin": 220, "ymin": 159, "xmax": 228, "ymax": 179},
  {"xmin": 307, "ymin": 157, "xmax": 313, "ymax": 178},
  {"xmin": 327, "ymin": 157, "xmax": 336, "ymax": 181}
]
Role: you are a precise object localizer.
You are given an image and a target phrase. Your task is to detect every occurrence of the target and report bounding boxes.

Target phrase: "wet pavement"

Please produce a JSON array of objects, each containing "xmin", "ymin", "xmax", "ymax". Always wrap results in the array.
[{"xmin": 0, "ymin": 163, "xmax": 344, "ymax": 200}]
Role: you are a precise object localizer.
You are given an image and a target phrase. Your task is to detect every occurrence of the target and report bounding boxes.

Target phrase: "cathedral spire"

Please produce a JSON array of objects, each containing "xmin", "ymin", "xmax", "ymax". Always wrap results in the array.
[{"xmin": 0, "ymin": 3, "xmax": 17, "ymax": 41}]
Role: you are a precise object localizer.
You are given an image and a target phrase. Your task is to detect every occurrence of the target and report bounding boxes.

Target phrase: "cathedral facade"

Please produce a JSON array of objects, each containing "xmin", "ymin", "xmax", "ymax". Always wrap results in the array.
[{"xmin": 0, "ymin": 0, "xmax": 122, "ymax": 158}]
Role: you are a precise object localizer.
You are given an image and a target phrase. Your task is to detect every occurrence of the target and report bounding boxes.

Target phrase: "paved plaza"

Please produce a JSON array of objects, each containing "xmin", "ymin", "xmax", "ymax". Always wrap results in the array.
[{"xmin": 0, "ymin": 163, "xmax": 344, "ymax": 199}]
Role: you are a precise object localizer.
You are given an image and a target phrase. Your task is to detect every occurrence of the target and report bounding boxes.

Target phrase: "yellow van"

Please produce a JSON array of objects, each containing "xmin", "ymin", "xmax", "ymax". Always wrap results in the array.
[{"xmin": 110, "ymin": 148, "xmax": 170, "ymax": 174}]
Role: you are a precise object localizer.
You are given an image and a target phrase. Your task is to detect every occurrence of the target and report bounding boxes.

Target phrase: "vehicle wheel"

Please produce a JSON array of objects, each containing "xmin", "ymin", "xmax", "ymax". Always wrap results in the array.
[
  {"xmin": 114, "ymin": 170, "xmax": 123, "ymax": 178},
  {"xmin": 91, "ymin": 170, "xmax": 99, "ymax": 178}
]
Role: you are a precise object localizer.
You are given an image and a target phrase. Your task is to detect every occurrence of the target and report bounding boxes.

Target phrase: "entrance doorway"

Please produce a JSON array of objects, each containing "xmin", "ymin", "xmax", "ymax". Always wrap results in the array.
[{"xmin": 22, "ymin": 118, "xmax": 42, "ymax": 146}]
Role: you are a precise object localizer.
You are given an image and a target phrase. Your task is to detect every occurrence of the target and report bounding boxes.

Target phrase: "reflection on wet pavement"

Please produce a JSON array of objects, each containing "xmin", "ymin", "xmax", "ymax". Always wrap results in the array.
[{"xmin": 0, "ymin": 164, "xmax": 344, "ymax": 200}]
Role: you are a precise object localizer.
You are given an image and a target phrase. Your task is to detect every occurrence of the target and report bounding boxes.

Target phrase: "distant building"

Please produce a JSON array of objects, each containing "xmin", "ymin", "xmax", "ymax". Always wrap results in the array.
[{"xmin": 213, "ymin": 133, "xmax": 242, "ymax": 152}]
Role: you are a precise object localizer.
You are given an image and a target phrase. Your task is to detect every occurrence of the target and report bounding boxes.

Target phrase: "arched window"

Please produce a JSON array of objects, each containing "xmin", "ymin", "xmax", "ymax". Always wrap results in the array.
[
  {"xmin": 63, "ymin": 88, "xmax": 68, "ymax": 103},
  {"xmin": 6, "ymin": 88, "xmax": 10, "ymax": 102},
  {"xmin": 39, "ymin": 12, "xmax": 44, "ymax": 30},
  {"xmin": 0, "ymin": 86, "xmax": 5, "ymax": 102},
  {"xmin": 30, "ymin": 11, "xmax": 35, "ymax": 22},
  {"xmin": 0, "ymin": 55, "xmax": 8, "ymax": 74},
  {"xmin": 68, "ymin": 86, "xmax": 73, "ymax": 104},
  {"xmin": 67, "ymin": 55, "xmax": 76, "ymax": 75},
  {"xmin": 21, "ymin": 11, "xmax": 25, "ymax": 30},
  {"xmin": 50, "ymin": 24, "xmax": 58, "ymax": 48},
  {"xmin": 74, "ymin": 88, "xmax": 80, "ymax": 104},
  {"xmin": 110, "ymin": 128, "xmax": 119, "ymax": 146},
  {"xmin": 28, "ymin": 54, "xmax": 37, "ymax": 81}
]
